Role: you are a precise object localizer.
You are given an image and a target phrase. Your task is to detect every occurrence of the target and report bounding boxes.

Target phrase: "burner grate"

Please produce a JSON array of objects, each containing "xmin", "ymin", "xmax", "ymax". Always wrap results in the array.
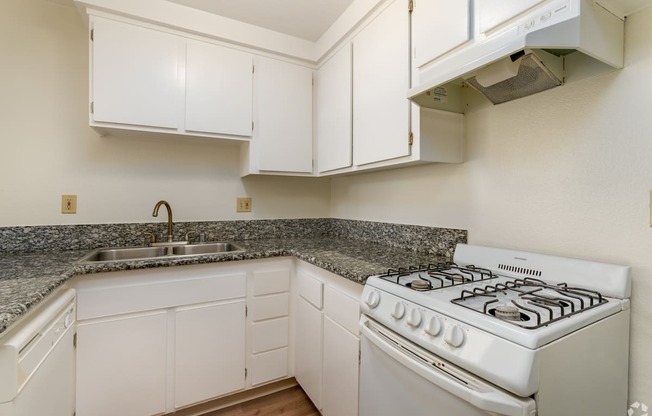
[
  {"xmin": 379, "ymin": 263, "xmax": 498, "ymax": 291},
  {"xmin": 452, "ymin": 278, "xmax": 608, "ymax": 329}
]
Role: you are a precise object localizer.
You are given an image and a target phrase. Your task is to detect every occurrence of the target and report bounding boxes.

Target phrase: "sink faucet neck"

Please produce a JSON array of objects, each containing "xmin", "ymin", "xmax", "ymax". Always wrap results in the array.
[{"xmin": 152, "ymin": 200, "xmax": 174, "ymax": 242}]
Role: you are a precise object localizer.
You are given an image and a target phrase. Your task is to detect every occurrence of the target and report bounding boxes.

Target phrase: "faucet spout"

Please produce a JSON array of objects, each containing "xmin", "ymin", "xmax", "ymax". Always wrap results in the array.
[{"xmin": 152, "ymin": 200, "xmax": 174, "ymax": 242}]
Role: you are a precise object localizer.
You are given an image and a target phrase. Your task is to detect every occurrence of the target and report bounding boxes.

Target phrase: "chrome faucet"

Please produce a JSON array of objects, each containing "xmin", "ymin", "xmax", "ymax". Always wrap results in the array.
[{"xmin": 152, "ymin": 200, "xmax": 174, "ymax": 242}]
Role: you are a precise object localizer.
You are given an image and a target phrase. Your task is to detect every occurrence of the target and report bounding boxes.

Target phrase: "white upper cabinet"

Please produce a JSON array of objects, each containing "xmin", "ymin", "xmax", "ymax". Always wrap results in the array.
[
  {"xmin": 185, "ymin": 40, "xmax": 253, "ymax": 136},
  {"xmin": 317, "ymin": 43, "xmax": 352, "ymax": 174},
  {"xmin": 477, "ymin": 0, "xmax": 548, "ymax": 33},
  {"xmin": 90, "ymin": 15, "xmax": 254, "ymax": 140},
  {"xmin": 411, "ymin": 0, "xmax": 471, "ymax": 69},
  {"xmin": 247, "ymin": 57, "xmax": 313, "ymax": 174},
  {"xmin": 353, "ymin": 0, "xmax": 411, "ymax": 167},
  {"xmin": 92, "ymin": 17, "xmax": 180, "ymax": 129}
]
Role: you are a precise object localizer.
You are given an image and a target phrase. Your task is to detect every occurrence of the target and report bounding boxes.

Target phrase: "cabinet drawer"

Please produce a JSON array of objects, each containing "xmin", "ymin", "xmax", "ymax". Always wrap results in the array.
[
  {"xmin": 251, "ymin": 293, "xmax": 289, "ymax": 322},
  {"xmin": 252, "ymin": 318, "xmax": 289, "ymax": 353},
  {"xmin": 324, "ymin": 285, "xmax": 360, "ymax": 336},
  {"xmin": 297, "ymin": 271, "xmax": 323, "ymax": 309},
  {"xmin": 253, "ymin": 269, "xmax": 290, "ymax": 296},
  {"xmin": 250, "ymin": 348, "xmax": 288, "ymax": 387},
  {"xmin": 77, "ymin": 273, "xmax": 246, "ymax": 320}
]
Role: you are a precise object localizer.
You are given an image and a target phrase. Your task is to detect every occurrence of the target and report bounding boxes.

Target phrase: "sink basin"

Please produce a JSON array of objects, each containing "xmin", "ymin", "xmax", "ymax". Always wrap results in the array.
[
  {"xmin": 173, "ymin": 242, "xmax": 243, "ymax": 256},
  {"xmin": 79, "ymin": 246, "xmax": 169, "ymax": 262},
  {"xmin": 78, "ymin": 242, "xmax": 245, "ymax": 263}
]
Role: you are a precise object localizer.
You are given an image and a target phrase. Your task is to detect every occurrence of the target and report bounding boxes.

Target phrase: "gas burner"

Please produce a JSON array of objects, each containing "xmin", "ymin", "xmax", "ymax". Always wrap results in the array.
[
  {"xmin": 409, "ymin": 279, "xmax": 430, "ymax": 291},
  {"xmin": 491, "ymin": 305, "xmax": 528, "ymax": 321}
]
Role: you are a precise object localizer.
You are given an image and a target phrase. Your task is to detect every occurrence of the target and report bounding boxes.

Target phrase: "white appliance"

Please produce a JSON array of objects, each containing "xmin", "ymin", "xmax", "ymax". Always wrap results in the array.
[
  {"xmin": 0, "ymin": 289, "xmax": 76, "ymax": 416},
  {"xmin": 408, "ymin": 0, "xmax": 625, "ymax": 112},
  {"xmin": 359, "ymin": 244, "xmax": 630, "ymax": 416}
]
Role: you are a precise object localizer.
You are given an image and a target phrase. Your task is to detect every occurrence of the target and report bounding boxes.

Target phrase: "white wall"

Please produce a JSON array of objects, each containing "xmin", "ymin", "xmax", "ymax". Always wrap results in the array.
[
  {"xmin": 332, "ymin": 7, "xmax": 652, "ymax": 405},
  {"xmin": 0, "ymin": 0, "xmax": 331, "ymax": 226}
]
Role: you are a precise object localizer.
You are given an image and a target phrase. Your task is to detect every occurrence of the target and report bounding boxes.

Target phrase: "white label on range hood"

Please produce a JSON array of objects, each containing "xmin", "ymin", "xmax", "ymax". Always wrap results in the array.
[{"xmin": 428, "ymin": 87, "xmax": 448, "ymax": 104}]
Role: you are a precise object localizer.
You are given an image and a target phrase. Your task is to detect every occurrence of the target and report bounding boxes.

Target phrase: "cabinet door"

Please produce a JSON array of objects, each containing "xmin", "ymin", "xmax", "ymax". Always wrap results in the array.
[
  {"xmin": 92, "ymin": 17, "xmax": 179, "ymax": 129},
  {"xmin": 322, "ymin": 316, "xmax": 359, "ymax": 416},
  {"xmin": 255, "ymin": 57, "xmax": 313, "ymax": 173},
  {"xmin": 186, "ymin": 40, "xmax": 253, "ymax": 136},
  {"xmin": 477, "ymin": 0, "xmax": 547, "ymax": 33},
  {"xmin": 317, "ymin": 43, "xmax": 352, "ymax": 173},
  {"xmin": 294, "ymin": 297, "xmax": 323, "ymax": 410},
  {"xmin": 76, "ymin": 312, "xmax": 167, "ymax": 416},
  {"xmin": 353, "ymin": 0, "xmax": 410, "ymax": 166},
  {"xmin": 175, "ymin": 300, "xmax": 246, "ymax": 408},
  {"xmin": 412, "ymin": 0, "xmax": 471, "ymax": 68}
]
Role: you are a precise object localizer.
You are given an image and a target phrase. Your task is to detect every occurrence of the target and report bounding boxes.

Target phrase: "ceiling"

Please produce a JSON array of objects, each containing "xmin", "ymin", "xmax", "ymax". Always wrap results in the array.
[
  {"xmin": 48, "ymin": 0, "xmax": 652, "ymax": 40},
  {"xmin": 164, "ymin": 0, "xmax": 356, "ymax": 42}
]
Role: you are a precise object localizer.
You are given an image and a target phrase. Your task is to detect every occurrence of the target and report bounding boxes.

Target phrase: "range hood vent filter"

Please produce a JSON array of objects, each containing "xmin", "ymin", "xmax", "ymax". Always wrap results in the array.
[{"xmin": 465, "ymin": 53, "xmax": 562, "ymax": 105}]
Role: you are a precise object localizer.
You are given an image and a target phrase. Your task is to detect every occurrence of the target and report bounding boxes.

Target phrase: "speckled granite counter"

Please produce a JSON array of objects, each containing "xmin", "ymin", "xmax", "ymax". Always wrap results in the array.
[{"xmin": 0, "ymin": 237, "xmax": 452, "ymax": 335}]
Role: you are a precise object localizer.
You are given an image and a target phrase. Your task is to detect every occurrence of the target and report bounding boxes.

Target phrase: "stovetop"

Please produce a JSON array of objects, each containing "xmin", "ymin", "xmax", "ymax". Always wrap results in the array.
[{"xmin": 361, "ymin": 244, "xmax": 631, "ymax": 349}]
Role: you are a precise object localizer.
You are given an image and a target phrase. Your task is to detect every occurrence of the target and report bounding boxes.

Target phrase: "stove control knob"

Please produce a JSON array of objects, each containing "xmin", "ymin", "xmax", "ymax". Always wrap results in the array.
[
  {"xmin": 407, "ymin": 309, "xmax": 422, "ymax": 328},
  {"xmin": 391, "ymin": 302, "xmax": 406, "ymax": 320},
  {"xmin": 425, "ymin": 317, "xmax": 442, "ymax": 336},
  {"xmin": 364, "ymin": 290, "xmax": 380, "ymax": 309},
  {"xmin": 444, "ymin": 325, "xmax": 465, "ymax": 348}
]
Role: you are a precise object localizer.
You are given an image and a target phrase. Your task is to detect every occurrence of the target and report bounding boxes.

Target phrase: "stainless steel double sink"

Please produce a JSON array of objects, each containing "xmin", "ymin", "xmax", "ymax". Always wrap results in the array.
[{"xmin": 78, "ymin": 242, "xmax": 245, "ymax": 263}]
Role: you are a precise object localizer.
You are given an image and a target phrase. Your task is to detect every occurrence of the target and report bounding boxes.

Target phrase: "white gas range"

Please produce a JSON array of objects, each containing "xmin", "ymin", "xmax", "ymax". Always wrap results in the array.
[{"xmin": 359, "ymin": 244, "xmax": 631, "ymax": 416}]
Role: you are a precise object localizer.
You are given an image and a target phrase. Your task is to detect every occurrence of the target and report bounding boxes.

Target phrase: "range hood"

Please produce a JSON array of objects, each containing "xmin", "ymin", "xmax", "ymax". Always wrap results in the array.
[{"xmin": 408, "ymin": 0, "xmax": 624, "ymax": 113}]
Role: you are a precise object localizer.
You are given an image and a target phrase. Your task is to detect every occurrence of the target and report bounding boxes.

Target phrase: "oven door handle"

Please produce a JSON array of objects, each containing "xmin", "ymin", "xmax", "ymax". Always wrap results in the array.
[{"xmin": 360, "ymin": 318, "xmax": 536, "ymax": 416}]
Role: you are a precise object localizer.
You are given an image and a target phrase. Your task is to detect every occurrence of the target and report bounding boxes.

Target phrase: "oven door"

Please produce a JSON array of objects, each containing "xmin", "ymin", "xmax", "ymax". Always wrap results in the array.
[{"xmin": 359, "ymin": 316, "xmax": 536, "ymax": 416}]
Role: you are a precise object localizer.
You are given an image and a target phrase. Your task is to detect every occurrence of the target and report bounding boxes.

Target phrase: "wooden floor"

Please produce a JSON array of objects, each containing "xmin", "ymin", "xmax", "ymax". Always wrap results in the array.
[{"xmin": 200, "ymin": 386, "xmax": 320, "ymax": 416}]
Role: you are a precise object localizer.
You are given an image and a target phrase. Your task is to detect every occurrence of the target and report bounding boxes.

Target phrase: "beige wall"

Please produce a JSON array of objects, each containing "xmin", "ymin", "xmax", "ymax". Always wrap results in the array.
[
  {"xmin": 0, "ymin": 0, "xmax": 331, "ymax": 226},
  {"xmin": 332, "ymin": 7, "xmax": 652, "ymax": 404}
]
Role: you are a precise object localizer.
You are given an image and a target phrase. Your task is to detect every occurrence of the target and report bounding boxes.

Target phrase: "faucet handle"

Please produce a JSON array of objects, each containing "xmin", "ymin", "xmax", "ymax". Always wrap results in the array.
[
  {"xmin": 143, "ymin": 231, "xmax": 157, "ymax": 246},
  {"xmin": 185, "ymin": 231, "xmax": 198, "ymax": 243}
]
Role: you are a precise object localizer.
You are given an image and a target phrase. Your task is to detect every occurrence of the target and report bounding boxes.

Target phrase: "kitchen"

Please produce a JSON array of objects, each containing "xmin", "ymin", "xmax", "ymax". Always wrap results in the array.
[{"xmin": 0, "ymin": 0, "xmax": 651, "ymax": 414}]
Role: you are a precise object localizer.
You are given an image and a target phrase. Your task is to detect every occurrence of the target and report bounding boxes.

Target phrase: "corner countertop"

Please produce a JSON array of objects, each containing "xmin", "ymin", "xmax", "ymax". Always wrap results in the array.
[{"xmin": 0, "ymin": 237, "xmax": 448, "ymax": 335}]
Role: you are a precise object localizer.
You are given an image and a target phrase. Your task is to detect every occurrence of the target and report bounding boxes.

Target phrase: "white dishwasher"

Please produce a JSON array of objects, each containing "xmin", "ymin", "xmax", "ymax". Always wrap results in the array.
[{"xmin": 0, "ymin": 288, "xmax": 76, "ymax": 416}]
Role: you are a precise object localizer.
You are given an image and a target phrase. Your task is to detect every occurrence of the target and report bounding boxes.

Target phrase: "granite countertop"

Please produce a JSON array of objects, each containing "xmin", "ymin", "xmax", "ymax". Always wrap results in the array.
[{"xmin": 0, "ymin": 237, "xmax": 449, "ymax": 335}]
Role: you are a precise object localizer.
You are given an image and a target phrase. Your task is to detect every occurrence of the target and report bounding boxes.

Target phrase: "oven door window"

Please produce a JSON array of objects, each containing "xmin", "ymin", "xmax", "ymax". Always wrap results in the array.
[{"xmin": 359, "ymin": 318, "xmax": 536, "ymax": 416}]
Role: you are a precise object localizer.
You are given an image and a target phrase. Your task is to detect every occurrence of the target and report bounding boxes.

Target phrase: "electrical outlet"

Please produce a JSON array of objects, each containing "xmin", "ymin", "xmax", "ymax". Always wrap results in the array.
[
  {"xmin": 61, "ymin": 195, "xmax": 77, "ymax": 214},
  {"xmin": 236, "ymin": 197, "xmax": 252, "ymax": 213}
]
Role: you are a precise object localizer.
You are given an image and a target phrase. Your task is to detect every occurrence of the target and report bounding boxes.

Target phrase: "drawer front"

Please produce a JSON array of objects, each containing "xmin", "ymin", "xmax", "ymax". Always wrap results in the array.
[
  {"xmin": 251, "ymin": 318, "xmax": 289, "ymax": 353},
  {"xmin": 77, "ymin": 273, "xmax": 246, "ymax": 320},
  {"xmin": 253, "ymin": 269, "xmax": 290, "ymax": 296},
  {"xmin": 297, "ymin": 271, "xmax": 323, "ymax": 309},
  {"xmin": 250, "ymin": 348, "xmax": 289, "ymax": 386},
  {"xmin": 251, "ymin": 293, "xmax": 289, "ymax": 322},
  {"xmin": 324, "ymin": 285, "xmax": 360, "ymax": 336}
]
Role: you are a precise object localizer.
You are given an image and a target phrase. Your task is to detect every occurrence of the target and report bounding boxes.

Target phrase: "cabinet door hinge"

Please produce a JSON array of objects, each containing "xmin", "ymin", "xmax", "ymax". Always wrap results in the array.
[
  {"xmin": 73, "ymin": 332, "xmax": 77, "ymax": 348},
  {"xmin": 408, "ymin": 0, "xmax": 414, "ymax": 13},
  {"xmin": 245, "ymin": 305, "xmax": 248, "ymax": 317},
  {"xmin": 251, "ymin": 121, "xmax": 254, "ymax": 132},
  {"xmin": 245, "ymin": 368, "xmax": 248, "ymax": 379},
  {"xmin": 252, "ymin": 65, "xmax": 255, "ymax": 74},
  {"xmin": 408, "ymin": 132, "xmax": 414, "ymax": 146},
  {"xmin": 90, "ymin": 102, "xmax": 94, "ymax": 114},
  {"xmin": 90, "ymin": 28, "xmax": 94, "ymax": 41}
]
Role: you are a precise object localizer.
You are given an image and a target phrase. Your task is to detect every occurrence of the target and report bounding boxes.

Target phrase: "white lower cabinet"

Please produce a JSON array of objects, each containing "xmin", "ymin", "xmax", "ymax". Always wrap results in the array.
[
  {"xmin": 71, "ymin": 262, "xmax": 251, "ymax": 416},
  {"xmin": 293, "ymin": 261, "xmax": 363, "ymax": 415},
  {"xmin": 323, "ymin": 316, "xmax": 359, "ymax": 416},
  {"xmin": 247, "ymin": 266, "xmax": 291, "ymax": 387},
  {"xmin": 294, "ymin": 295, "xmax": 324, "ymax": 409},
  {"xmin": 76, "ymin": 311, "xmax": 168, "ymax": 416},
  {"xmin": 71, "ymin": 257, "xmax": 361, "ymax": 415},
  {"xmin": 174, "ymin": 300, "xmax": 246, "ymax": 408}
]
